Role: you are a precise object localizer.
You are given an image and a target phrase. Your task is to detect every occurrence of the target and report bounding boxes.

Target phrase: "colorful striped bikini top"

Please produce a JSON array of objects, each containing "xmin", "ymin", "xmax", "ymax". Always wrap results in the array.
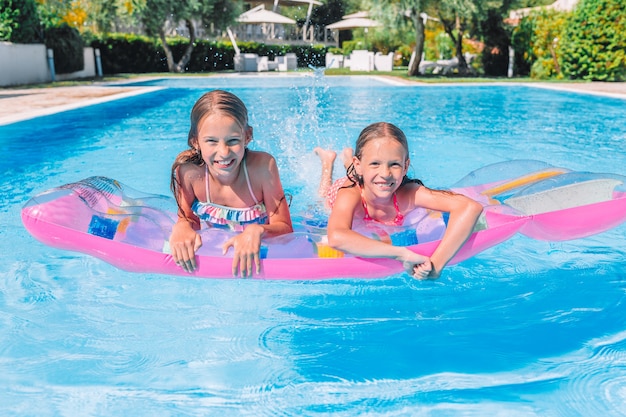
[{"xmin": 192, "ymin": 160, "xmax": 268, "ymax": 231}]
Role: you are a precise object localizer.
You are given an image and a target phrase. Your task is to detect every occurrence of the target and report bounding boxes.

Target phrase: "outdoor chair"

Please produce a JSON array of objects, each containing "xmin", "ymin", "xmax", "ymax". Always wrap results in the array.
[
  {"xmin": 350, "ymin": 50, "xmax": 375, "ymax": 72},
  {"xmin": 277, "ymin": 53, "xmax": 297, "ymax": 71},
  {"xmin": 374, "ymin": 52, "xmax": 394, "ymax": 72}
]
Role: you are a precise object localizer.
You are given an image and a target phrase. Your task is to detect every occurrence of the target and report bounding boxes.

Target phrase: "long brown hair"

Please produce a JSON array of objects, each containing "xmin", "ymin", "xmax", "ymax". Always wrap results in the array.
[
  {"xmin": 170, "ymin": 90, "xmax": 250, "ymax": 202},
  {"xmin": 345, "ymin": 122, "xmax": 424, "ymax": 188}
]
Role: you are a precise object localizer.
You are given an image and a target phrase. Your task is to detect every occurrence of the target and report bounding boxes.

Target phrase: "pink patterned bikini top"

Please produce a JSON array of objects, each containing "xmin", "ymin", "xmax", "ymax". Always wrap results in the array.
[
  {"xmin": 192, "ymin": 161, "xmax": 268, "ymax": 231},
  {"xmin": 326, "ymin": 177, "xmax": 405, "ymax": 226},
  {"xmin": 360, "ymin": 188, "xmax": 404, "ymax": 226}
]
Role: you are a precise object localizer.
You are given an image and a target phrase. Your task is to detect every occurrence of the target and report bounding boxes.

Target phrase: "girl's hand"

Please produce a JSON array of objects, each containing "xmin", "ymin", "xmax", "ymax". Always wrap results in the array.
[
  {"xmin": 222, "ymin": 224, "xmax": 264, "ymax": 277},
  {"xmin": 169, "ymin": 221, "xmax": 202, "ymax": 273},
  {"xmin": 398, "ymin": 249, "xmax": 433, "ymax": 280},
  {"xmin": 412, "ymin": 260, "xmax": 436, "ymax": 280},
  {"xmin": 425, "ymin": 262, "xmax": 441, "ymax": 279}
]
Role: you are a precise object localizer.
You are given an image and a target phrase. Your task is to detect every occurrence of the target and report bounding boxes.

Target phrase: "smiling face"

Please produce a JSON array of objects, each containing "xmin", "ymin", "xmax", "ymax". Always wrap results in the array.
[
  {"xmin": 193, "ymin": 112, "xmax": 250, "ymax": 180},
  {"xmin": 353, "ymin": 136, "xmax": 410, "ymax": 200}
]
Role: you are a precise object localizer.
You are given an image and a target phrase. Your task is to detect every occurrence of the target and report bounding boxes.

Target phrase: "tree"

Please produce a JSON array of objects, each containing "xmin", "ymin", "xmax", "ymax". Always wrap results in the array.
[
  {"xmin": 81, "ymin": 0, "xmax": 127, "ymax": 33},
  {"xmin": 559, "ymin": 0, "xmax": 626, "ymax": 81},
  {"xmin": 367, "ymin": 0, "xmax": 439, "ymax": 76},
  {"xmin": 477, "ymin": 7, "xmax": 511, "ymax": 76},
  {"xmin": 311, "ymin": 0, "xmax": 347, "ymax": 43},
  {"xmin": 37, "ymin": 0, "xmax": 81, "ymax": 29},
  {"xmin": 0, "ymin": 0, "xmax": 42, "ymax": 43},
  {"xmin": 436, "ymin": 0, "xmax": 477, "ymax": 75},
  {"xmin": 137, "ymin": 0, "xmax": 242, "ymax": 73},
  {"xmin": 533, "ymin": 10, "xmax": 568, "ymax": 78},
  {"xmin": 368, "ymin": 0, "xmax": 508, "ymax": 76}
]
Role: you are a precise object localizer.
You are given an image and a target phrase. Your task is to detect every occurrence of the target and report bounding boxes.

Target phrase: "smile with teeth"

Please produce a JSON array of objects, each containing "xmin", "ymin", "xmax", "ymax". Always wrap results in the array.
[
  {"xmin": 374, "ymin": 181, "xmax": 394, "ymax": 189},
  {"xmin": 214, "ymin": 158, "xmax": 235, "ymax": 168}
]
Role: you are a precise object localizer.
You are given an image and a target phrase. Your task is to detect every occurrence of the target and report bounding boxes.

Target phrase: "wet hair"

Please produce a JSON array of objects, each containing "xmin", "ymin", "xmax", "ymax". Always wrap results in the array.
[
  {"xmin": 345, "ymin": 122, "xmax": 424, "ymax": 188},
  {"xmin": 170, "ymin": 90, "xmax": 250, "ymax": 199}
]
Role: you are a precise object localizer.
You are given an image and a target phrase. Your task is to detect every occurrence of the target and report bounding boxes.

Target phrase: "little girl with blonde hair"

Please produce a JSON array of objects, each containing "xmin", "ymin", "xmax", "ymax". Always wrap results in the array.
[
  {"xmin": 316, "ymin": 122, "xmax": 482, "ymax": 279},
  {"xmin": 170, "ymin": 90, "xmax": 293, "ymax": 277}
]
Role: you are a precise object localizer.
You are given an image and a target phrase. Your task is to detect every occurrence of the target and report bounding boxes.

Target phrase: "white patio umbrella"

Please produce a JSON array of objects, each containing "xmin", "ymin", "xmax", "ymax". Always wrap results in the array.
[
  {"xmin": 325, "ymin": 12, "xmax": 381, "ymax": 46},
  {"xmin": 341, "ymin": 11, "xmax": 370, "ymax": 19},
  {"xmin": 325, "ymin": 17, "xmax": 380, "ymax": 30},
  {"xmin": 326, "ymin": 10, "xmax": 381, "ymax": 31},
  {"xmin": 244, "ymin": 0, "xmax": 321, "ymax": 7},
  {"xmin": 243, "ymin": 1, "xmax": 322, "ymax": 41},
  {"xmin": 237, "ymin": 5, "xmax": 297, "ymax": 25},
  {"xmin": 236, "ymin": 5, "xmax": 297, "ymax": 42}
]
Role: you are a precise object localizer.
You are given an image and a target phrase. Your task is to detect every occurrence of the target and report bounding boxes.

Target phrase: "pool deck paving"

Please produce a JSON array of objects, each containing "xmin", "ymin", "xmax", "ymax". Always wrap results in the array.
[
  {"xmin": 1, "ymin": 77, "xmax": 625, "ymax": 126},
  {"xmin": 0, "ymin": 83, "xmax": 163, "ymax": 125}
]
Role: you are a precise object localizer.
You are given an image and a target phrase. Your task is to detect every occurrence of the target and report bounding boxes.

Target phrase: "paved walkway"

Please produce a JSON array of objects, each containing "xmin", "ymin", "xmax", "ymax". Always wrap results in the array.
[
  {"xmin": 0, "ymin": 84, "xmax": 162, "ymax": 125},
  {"xmin": 527, "ymin": 81, "xmax": 626, "ymax": 98},
  {"xmin": 1, "ymin": 77, "xmax": 625, "ymax": 126}
]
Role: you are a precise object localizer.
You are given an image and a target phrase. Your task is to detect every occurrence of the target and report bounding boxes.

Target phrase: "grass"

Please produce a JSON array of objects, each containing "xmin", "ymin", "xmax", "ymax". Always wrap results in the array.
[
  {"xmin": 2, "ymin": 68, "xmax": 595, "ymax": 90},
  {"xmin": 321, "ymin": 67, "xmax": 595, "ymax": 85}
]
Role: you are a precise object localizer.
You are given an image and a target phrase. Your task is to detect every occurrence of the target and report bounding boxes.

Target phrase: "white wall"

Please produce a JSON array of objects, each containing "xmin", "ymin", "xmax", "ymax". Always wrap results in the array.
[
  {"xmin": 56, "ymin": 47, "xmax": 96, "ymax": 81},
  {"xmin": 0, "ymin": 42, "xmax": 97, "ymax": 86},
  {"xmin": 0, "ymin": 42, "xmax": 49, "ymax": 86}
]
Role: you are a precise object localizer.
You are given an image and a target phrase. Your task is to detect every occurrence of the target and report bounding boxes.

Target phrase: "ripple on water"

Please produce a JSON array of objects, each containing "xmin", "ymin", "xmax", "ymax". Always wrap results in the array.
[
  {"xmin": 531, "ymin": 334, "xmax": 626, "ymax": 417},
  {"xmin": 1, "ymin": 260, "xmax": 58, "ymax": 310},
  {"xmin": 88, "ymin": 348, "xmax": 154, "ymax": 376}
]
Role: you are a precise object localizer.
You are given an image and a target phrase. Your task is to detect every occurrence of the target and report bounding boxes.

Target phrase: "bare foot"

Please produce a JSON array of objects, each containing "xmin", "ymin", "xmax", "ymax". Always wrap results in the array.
[
  {"xmin": 314, "ymin": 147, "xmax": 337, "ymax": 198},
  {"xmin": 314, "ymin": 147, "xmax": 337, "ymax": 165},
  {"xmin": 340, "ymin": 148, "xmax": 354, "ymax": 169}
]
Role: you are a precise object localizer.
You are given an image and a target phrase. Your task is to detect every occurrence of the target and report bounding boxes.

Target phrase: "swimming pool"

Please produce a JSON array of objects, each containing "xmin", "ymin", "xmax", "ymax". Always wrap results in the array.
[{"xmin": 2, "ymin": 75, "xmax": 626, "ymax": 416}]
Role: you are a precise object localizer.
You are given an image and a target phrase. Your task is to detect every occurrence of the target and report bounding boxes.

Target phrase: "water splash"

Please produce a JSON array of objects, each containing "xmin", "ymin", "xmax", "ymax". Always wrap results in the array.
[{"xmin": 260, "ymin": 71, "xmax": 339, "ymax": 214}]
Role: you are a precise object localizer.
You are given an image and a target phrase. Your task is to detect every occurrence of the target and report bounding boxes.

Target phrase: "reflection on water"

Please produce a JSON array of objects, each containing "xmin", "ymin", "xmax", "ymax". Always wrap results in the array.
[{"xmin": 1, "ymin": 76, "xmax": 626, "ymax": 416}]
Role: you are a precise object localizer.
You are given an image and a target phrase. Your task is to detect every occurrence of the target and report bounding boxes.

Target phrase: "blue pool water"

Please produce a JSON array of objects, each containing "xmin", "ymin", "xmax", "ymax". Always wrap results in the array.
[{"xmin": 2, "ymin": 75, "xmax": 626, "ymax": 416}]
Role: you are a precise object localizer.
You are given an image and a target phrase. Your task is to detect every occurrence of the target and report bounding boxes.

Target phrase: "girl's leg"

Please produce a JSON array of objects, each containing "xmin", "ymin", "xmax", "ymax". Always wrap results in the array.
[
  {"xmin": 340, "ymin": 147, "xmax": 353, "ymax": 170},
  {"xmin": 314, "ymin": 147, "xmax": 336, "ymax": 198}
]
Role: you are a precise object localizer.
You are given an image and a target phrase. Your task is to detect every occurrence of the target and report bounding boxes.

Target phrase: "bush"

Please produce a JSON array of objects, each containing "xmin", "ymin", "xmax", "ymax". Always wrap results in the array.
[
  {"xmin": 368, "ymin": 27, "xmax": 409, "ymax": 56},
  {"xmin": 559, "ymin": 0, "xmax": 626, "ymax": 81},
  {"xmin": 511, "ymin": 12, "xmax": 536, "ymax": 76},
  {"xmin": 90, "ymin": 34, "xmax": 163, "ymax": 73},
  {"xmin": 293, "ymin": 44, "xmax": 327, "ymax": 68},
  {"xmin": 479, "ymin": 9, "xmax": 511, "ymax": 77},
  {"xmin": 44, "ymin": 24, "xmax": 84, "ymax": 74},
  {"xmin": 396, "ymin": 44, "xmax": 413, "ymax": 66},
  {"xmin": 422, "ymin": 28, "xmax": 448, "ymax": 61},
  {"xmin": 341, "ymin": 40, "xmax": 369, "ymax": 56},
  {"xmin": 88, "ymin": 34, "xmax": 328, "ymax": 74},
  {"xmin": 511, "ymin": 8, "xmax": 569, "ymax": 79},
  {"xmin": 0, "ymin": 0, "xmax": 41, "ymax": 43},
  {"xmin": 189, "ymin": 40, "xmax": 239, "ymax": 71},
  {"xmin": 532, "ymin": 10, "xmax": 568, "ymax": 79}
]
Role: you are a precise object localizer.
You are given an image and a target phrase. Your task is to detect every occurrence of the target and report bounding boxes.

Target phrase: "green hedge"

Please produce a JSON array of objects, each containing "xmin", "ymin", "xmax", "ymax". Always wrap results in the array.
[
  {"xmin": 45, "ymin": 24, "xmax": 84, "ymax": 74},
  {"xmin": 513, "ymin": 0, "xmax": 625, "ymax": 80},
  {"xmin": 559, "ymin": 0, "xmax": 626, "ymax": 81},
  {"xmin": 89, "ymin": 33, "xmax": 329, "ymax": 74},
  {"xmin": 90, "ymin": 34, "xmax": 162, "ymax": 74}
]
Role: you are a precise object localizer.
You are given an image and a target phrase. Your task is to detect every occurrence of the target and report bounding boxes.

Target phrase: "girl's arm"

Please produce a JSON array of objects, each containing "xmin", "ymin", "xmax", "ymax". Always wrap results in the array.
[
  {"xmin": 411, "ymin": 186, "xmax": 483, "ymax": 278},
  {"xmin": 222, "ymin": 152, "xmax": 293, "ymax": 277},
  {"xmin": 169, "ymin": 165, "xmax": 203, "ymax": 273},
  {"xmin": 327, "ymin": 187, "xmax": 432, "ymax": 278},
  {"xmin": 255, "ymin": 152, "xmax": 293, "ymax": 236}
]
